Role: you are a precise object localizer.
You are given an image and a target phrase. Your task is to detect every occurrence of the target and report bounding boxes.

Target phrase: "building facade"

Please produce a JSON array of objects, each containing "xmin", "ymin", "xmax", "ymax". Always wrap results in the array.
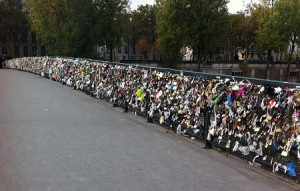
[
  {"xmin": 96, "ymin": 39, "xmax": 160, "ymax": 62},
  {"xmin": 0, "ymin": 31, "xmax": 46, "ymax": 59},
  {"xmin": 181, "ymin": 43, "xmax": 300, "ymax": 82}
]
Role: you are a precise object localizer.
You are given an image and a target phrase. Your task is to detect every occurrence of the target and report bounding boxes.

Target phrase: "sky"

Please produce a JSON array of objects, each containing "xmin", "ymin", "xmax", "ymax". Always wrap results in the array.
[{"xmin": 130, "ymin": 0, "xmax": 260, "ymax": 13}]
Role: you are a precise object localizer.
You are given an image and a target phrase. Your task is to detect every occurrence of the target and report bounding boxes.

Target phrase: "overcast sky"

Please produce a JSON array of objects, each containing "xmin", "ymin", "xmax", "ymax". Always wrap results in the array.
[{"xmin": 130, "ymin": 0, "xmax": 260, "ymax": 13}]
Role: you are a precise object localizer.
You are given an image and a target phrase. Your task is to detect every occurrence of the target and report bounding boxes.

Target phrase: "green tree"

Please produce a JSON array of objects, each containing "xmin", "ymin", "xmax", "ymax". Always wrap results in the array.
[
  {"xmin": 61, "ymin": 0, "xmax": 96, "ymax": 57},
  {"xmin": 273, "ymin": 0, "xmax": 300, "ymax": 81},
  {"xmin": 155, "ymin": 0, "xmax": 229, "ymax": 69},
  {"xmin": 0, "ymin": 0, "xmax": 29, "ymax": 58},
  {"xmin": 215, "ymin": 13, "xmax": 244, "ymax": 61},
  {"xmin": 253, "ymin": 1, "xmax": 285, "ymax": 79},
  {"xmin": 242, "ymin": 3, "xmax": 259, "ymax": 60},
  {"xmin": 93, "ymin": 0, "xmax": 130, "ymax": 61},
  {"xmin": 25, "ymin": 0, "xmax": 66, "ymax": 55},
  {"xmin": 131, "ymin": 4, "xmax": 157, "ymax": 48},
  {"xmin": 240, "ymin": 58, "xmax": 250, "ymax": 76},
  {"xmin": 155, "ymin": 0, "xmax": 189, "ymax": 68},
  {"xmin": 25, "ymin": 0, "xmax": 96, "ymax": 58},
  {"xmin": 184, "ymin": 0, "xmax": 229, "ymax": 71}
]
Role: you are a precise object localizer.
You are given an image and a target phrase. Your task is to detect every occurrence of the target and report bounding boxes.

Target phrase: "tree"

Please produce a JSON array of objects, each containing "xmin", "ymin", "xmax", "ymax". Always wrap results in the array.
[
  {"xmin": 93, "ymin": 0, "xmax": 130, "ymax": 61},
  {"xmin": 152, "ymin": 39, "xmax": 162, "ymax": 61},
  {"xmin": 61, "ymin": 0, "xmax": 96, "ymax": 57},
  {"xmin": 136, "ymin": 36, "xmax": 150, "ymax": 59},
  {"xmin": 215, "ymin": 13, "xmax": 245, "ymax": 61},
  {"xmin": 184, "ymin": 0, "xmax": 229, "ymax": 71},
  {"xmin": 240, "ymin": 58, "xmax": 250, "ymax": 76},
  {"xmin": 131, "ymin": 4, "xmax": 157, "ymax": 49},
  {"xmin": 155, "ymin": 0, "xmax": 189, "ymax": 68},
  {"xmin": 273, "ymin": 0, "xmax": 300, "ymax": 81},
  {"xmin": 241, "ymin": 3, "xmax": 259, "ymax": 60},
  {"xmin": 25, "ymin": 0, "xmax": 96, "ymax": 58},
  {"xmin": 155, "ymin": 0, "xmax": 229, "ymax": 69},
  {"xmin": 25, "ymin": 0, "xmax": 66, "ymax": 56},
  {"xmin": 0, "ymin": 0, "xmax": 29, "ymax": 58},
  {"xmin": 253, "ymin": 0, "xmax": 285, "ymax": 79}
]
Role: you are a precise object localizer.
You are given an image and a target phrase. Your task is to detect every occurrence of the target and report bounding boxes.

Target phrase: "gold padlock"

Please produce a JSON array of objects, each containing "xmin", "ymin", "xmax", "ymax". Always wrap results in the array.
[
  {"xmin": 276, "ymin": 128, "xmax": 283, "ymax": 133},
  {"xmin": 269, "ymin": 131, "xmax": 275, "ymax": 136}
]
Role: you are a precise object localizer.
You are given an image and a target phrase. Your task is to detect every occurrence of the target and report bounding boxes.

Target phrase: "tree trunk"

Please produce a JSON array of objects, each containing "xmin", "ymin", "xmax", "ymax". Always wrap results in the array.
[
  {"xmin": 284, "ymin": 36, "xmax": 296, "ymax": 81},
  {"xmin": 245, "ymin": 40, "xmax": 248, "ymax": 60},
  {"xmin": 197, "ymin": 45, "xmax": 201, "ymax": 72},
  {"xmin": 127, "ymin": 38, "xmax": 130, "ymax": 60},
  {"xmin": 109, "ymin": 46, "xmax": 113, "ymax": 62},
  {"xmin": 264, "ymin": 49, "xmax": 271, "ymax": 79}
]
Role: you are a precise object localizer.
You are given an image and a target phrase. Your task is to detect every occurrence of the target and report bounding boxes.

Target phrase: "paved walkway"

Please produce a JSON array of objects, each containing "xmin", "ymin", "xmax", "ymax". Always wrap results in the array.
[{"xmin": 0, "ymin": 69, "xmax": 297, "ymax": 191}]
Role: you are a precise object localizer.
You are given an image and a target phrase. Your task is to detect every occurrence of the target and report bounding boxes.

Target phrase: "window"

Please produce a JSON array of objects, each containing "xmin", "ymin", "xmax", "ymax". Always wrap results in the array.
[
  {"xmin": 41, "ymin": 46, "xmax": 46, "ymax": 56},
  {"xmin": 153, "ymin": 54, "xmax": 156, "ymax": 60},
  {"xmin": 3, "ymin": 35, "xmax": 8, "ymax": 43},
  {"xmin": 232, "ymin": 71, "xmax": 243, "ymax": 76},
  {"xmin": 130, "ymin": 56, "xmax": 135, "ymax": 60},
  {"xmin": 290, "ymin": 71, "xmax": 299, "ymax": 77},
  {"xmin": 2, "ymin": 47, "xmax": 8, "ymax": 54},
  {"xmin": 14, "ymin": 46, "xmax": 20, "ymax": 57},
  {"xmin": 118, "ymin": 46, "xmax": 121, "ymax": 54},
  {"xmin": 122, "ymin": 56, "xmax": 126, "ymax": 60},
  {"xmin": 31, "ymin": 32, "xmax": 36, "ymax": 43},
  {"xmin": 23, "ymin": 46, "xmax": 28, "ymax": 56},
  {"xmin": 125, "ymin": 46, "xmax": 128, "ymax": 53},
  {"xmin": 217, "ymin": 47, "xmax": 224, "ymax": 54},
  {"xmin": 132, "ymin": 46, "xmax": 136, "ymax": 54},
  {"xmin": 32, "ymin": 46, "xmax": 37, "ymax": 56}
]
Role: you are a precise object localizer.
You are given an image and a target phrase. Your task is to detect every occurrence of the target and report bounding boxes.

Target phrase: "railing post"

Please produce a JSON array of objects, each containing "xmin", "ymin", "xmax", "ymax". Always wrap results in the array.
[{"xmin": 203, "ymin": 106, "xmax": 212, "ymax": 149}]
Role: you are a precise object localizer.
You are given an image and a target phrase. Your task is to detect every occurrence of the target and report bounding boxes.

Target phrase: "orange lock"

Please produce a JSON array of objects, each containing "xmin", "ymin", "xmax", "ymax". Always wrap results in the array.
[{"xmin": 291, "ymin": 123, "xmax": 296, "ymax": 136}]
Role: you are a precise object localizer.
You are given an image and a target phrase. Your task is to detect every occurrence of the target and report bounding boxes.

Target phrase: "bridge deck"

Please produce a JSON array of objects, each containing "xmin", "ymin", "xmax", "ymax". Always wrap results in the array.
[{"xmin": 0, "ymin": 69, "xmax": 296, "ymax": 191}]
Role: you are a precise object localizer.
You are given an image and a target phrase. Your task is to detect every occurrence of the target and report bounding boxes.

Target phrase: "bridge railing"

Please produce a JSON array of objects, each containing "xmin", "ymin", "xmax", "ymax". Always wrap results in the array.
[{"xmin": 5, "ymin": 56, "xmax": 300, "ymax": 180}]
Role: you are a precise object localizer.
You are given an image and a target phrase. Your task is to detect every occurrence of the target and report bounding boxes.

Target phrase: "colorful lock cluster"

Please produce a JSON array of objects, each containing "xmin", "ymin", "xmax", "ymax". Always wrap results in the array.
[{"xmin": 6, "ymin": 57, "xmax": 300, "ymax": 178}]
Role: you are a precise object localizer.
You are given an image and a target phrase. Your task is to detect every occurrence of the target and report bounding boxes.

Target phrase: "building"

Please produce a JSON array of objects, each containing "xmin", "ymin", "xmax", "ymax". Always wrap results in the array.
[
  {"xmin": 180, "ymin": 43, "xmax": 300, "ymax": 82},
  {"xmin": 180, "ymin": 61, "xmax": 299, "ymax": 82},
  {"xmin": 0, "ymin": 0, "xmax": 47, "ymax": 59},
  {"xmin": 0, "ymin": 31, "xmax": 46, "ymax": 59},
  {"xmin": 96, "ymin": 38, "xmax": 160, "ymax": 62}
]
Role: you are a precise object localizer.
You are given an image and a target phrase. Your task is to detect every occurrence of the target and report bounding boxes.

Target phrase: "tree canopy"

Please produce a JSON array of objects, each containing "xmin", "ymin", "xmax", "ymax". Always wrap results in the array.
[
  {"xmin": 155, "ymin": 0, "xmax": 187, "ymax": 67},
  {"xmin": 0, "ymin": 0, "xmax": 28, "ymax": 57},
  {"xmin": 273, "ymin": 0, "xmax": 300, "ymax": 80},
  {"xmin": 25, "ymin": 0, "xmax": 96, "ymax": 58},
  {"xmin": 93, "ymin": 0, "xmax": 130, "ymax": 61},
  {"xmin": 131, "ymin": 4, "xmax": 156, "ymax": 47},
  {"xmin": 25, "ymin": 0, "xmax": 130, "ymax": 59},
  {"xmin": 155, "ymin": 0, "xmax": 229, "ymax": 68},
  {"xmin": 184, "ymin": 0, "xmax": 229, "ymax": 64}
]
